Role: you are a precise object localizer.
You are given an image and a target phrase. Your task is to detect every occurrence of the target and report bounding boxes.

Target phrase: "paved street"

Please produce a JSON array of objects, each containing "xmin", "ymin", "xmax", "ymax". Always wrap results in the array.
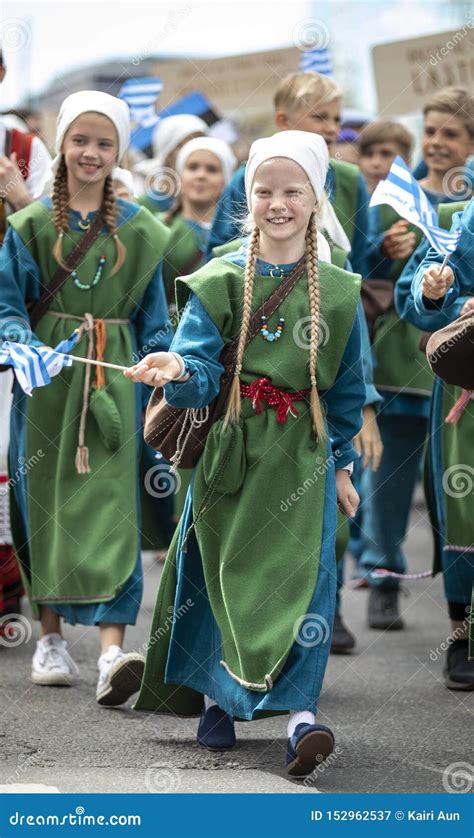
[{"xmin": 1, "ymin": 500, "xmax": 472, "ymax": 795}]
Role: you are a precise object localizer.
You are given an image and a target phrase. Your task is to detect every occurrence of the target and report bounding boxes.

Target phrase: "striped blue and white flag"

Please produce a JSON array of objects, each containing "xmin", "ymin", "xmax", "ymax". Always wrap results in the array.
[
  {"xmin": 369, "ymin": 156, "xmax": 462, "ymax": 255},
  {"xmin": 119, "ymin": 77, "xmax": 163, "ymax": 128},
  {"xmin": 0, "ymin": 331, "xmax": 79, "ymax": 396},
  {"xmin": 299, "ymin": 47, "xmax": 332, "ymax": 75}
]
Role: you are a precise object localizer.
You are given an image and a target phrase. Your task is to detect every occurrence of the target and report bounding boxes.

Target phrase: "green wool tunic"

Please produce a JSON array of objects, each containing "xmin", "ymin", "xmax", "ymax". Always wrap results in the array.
[
  {"xmin": 4, "ymin": 200, "xmax": 170, "ymax": 611},
  {"xmin": 154, "ymin": 258, "xmax": 361, "ymax": 692}
]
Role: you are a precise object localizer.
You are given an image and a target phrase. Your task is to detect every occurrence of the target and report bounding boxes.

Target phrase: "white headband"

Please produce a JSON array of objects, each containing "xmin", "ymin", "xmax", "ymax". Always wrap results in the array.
[
  {"xmin": 55, "ymin": 90, "xmax": 130, "ymax": 162},
  {"xmin": 175, "ymin": 137, "xmax": 237, "ymax": 185},
  {"xmin": 245, "ymin": 131, "xmax": 329, "ymax": 209}
]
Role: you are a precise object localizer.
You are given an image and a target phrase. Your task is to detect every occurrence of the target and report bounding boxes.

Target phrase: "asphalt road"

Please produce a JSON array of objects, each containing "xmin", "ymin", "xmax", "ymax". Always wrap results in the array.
[{"xmin": 0, "ymin": 499, "xmax": 472, "ymax": 795}]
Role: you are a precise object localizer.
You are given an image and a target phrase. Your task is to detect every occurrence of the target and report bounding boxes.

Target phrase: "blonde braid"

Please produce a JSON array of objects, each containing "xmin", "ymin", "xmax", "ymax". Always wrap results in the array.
[
  {"xmin": 52, "ymin": 156, "xmax": 71, "ymax": 269},
  {"xmin": 224, "ymin": 225, "xmax": 259, "ymax": 427},
  {"xmin": 102, "ymin": 175, "xmax": 126, "ymax": 276},
  {"xmin": 306, "ymin": 212, "xmax": 326, "ymax": 442}
]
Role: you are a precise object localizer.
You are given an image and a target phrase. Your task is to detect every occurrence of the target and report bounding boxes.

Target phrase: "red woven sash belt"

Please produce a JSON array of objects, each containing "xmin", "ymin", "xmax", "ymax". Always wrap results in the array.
[{"xmin": 240, "ymin": 377, "xmax": 310, "ymax": 423}]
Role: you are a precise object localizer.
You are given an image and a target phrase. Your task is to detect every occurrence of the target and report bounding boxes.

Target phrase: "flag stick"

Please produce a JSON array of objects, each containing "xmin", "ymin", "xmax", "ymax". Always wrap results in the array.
[
  {"xmin": 64, "ymin": 355, "xmax": 128, "ymax": 372},
  {"xmin": 437, "ymin": 253, "xmax": 449, "ymax": 277}
]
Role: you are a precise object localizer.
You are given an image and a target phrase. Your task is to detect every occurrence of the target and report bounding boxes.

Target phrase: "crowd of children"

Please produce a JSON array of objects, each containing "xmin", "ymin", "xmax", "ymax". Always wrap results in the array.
[{"xmin": 0, "ymin": 63, "xmax": 472, "ymax": 779}]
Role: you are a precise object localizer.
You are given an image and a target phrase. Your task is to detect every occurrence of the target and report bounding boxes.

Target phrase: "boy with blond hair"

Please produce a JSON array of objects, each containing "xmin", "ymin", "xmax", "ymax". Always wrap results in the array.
[{"xmin": 207, "ymin": 71, "xmax": 370, "ymax": 277}]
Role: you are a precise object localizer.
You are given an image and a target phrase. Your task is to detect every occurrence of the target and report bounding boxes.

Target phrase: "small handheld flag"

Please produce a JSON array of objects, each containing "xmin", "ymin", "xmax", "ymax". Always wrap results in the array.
[
  {"xmin": 299, "ymin": 47, "xmax": 332, "ymax": 75},
  {"xmin": 0, "ymin": 332, "xmax": 80, "ymax": 396},
  {"xmin": 369, "ymin": 156, "xmax": 462, "ymax": 257}
]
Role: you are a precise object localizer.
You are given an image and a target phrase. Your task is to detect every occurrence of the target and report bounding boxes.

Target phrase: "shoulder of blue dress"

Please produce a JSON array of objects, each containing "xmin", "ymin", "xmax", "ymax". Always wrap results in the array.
[
  {"xmin": 222, "ymin": 241, "xmax": 248, "ymax": 267},
  {"xmin": 116, "ymin": 198, "xmax": 141, "ymax": 227},
  {"xmin": 39, "ymin": 196, "xmax": 52, "ymax": 210}
]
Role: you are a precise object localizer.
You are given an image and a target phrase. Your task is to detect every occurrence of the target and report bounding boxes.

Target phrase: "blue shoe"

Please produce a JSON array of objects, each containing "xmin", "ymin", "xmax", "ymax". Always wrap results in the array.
[
  {"xmin": 287, "ymin": 723, "xmax": 335, "ymax": 777},
  {"xmin": 197, "ymin": 705, "xmax": 236, "ymax": 751}
]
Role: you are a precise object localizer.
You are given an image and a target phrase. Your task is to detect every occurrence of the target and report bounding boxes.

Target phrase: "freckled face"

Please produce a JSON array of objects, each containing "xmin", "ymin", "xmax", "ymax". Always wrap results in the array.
[{"xmin": 251, "ymin": 157, "xmax": 316, "ymax": 242}]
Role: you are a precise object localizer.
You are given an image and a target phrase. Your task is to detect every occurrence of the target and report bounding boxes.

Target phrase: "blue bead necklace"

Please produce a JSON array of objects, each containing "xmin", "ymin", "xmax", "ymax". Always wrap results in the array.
[
  {"xmin": 259, "ymin": 264, "xmax": 291, "ymax": 344},
  {"xmin": 71, "ymin": 255, "xmax": 107, "ymax": 290}
]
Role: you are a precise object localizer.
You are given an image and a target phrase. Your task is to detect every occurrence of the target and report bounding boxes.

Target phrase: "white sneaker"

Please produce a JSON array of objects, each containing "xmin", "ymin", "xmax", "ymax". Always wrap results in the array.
[
  {"xmin": 31, "ymin": 633, "xmax": 79, "ymax": 686},
  {"xmin": 96, "ymin": 645, "xmax": 145, "ymax": 707}
]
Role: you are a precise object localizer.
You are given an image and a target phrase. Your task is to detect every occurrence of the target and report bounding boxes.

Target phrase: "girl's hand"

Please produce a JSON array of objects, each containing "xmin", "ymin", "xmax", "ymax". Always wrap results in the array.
[
  {"xmin": 421, "ymin": 264, "xmax": 454, "ymax": 301},
  {"xmin": 381, "ymin": 220, "xmax": 417, "ymax": 260},
  {"xmin": 460, "ymin": 298, "xmax": 474, "ymax": 316},
  {"xmin": 336, "ymin": 469, "xmax": 360, "ymax": 518},
  {"xmin": 124, "ymin": 352, "xmax": 184, "ymax": 386},
  {"xmin": 353, "ymin": 405, "xmax": 384, "ymax": 472}
]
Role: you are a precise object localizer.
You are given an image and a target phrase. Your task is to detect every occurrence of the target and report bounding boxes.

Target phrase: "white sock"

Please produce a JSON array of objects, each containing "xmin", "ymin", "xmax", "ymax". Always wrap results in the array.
[
  {"xmin": 204, "ymin": 695, "xmax": 217, "ymax": 711},
  {"xmin": 288, "ymin": 710, "xmax": 316, "ymax": 737}
]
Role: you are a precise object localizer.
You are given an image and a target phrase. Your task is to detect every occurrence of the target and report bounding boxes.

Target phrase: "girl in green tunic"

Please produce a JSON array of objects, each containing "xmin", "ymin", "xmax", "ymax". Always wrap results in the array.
[
  {"xmin": 127, "ymin": 131, "xmax": 365, "ymax": 777},
  {"xmin": 160, "ymin": 137, "xmax": 237, "ymax": 306},
  {"xmin": 0, "ymin": 91, "xmax": 172, "ymax": 705}
]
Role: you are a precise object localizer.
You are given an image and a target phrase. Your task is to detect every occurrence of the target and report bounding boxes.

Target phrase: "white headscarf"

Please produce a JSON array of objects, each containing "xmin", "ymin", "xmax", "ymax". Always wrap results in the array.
[
  {"xmin": 39, "ymin": 90, "xmax": 131, "ymax": 196},
  {"xmin": 55, "ymin": 90, "xmax": 130, "ymax": 162},
  {"xmin": 245, "ymin": 130, "xmax": 351, "ymax": 256},
  {"xmin": 134, "ymin": 114, "xmax": 209, "ymax": 177},
  {"xmin": 244, "ymin": 131, "xmax": 333, "ymax": 263},
  {"xmin": 176, "ymin": 137, "xmax": 237, "ymax": 185},
  {"xmin": 245, "ymin": 131, "xmax": 329, "ymax": 209}
]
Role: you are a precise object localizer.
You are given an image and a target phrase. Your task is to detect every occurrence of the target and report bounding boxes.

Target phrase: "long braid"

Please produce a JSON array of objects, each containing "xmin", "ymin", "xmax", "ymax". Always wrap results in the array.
[
  {"xmin": 305, "ymin": 211, "xmax": 326, "ymax": 442},
  {"xmin": 101, "ymin": 175, "xmax": 126, "ymax": 276},
  {"xmin": 52, "ymin": 156, "xmax": 72, "ymax": 269},
  {"xmin": 224, "ymin": 225, "xmax": 259, "ymax": 427},
  {"xmin": 52, "ymin": 163, "xmax": 126, "ymax": 275}
]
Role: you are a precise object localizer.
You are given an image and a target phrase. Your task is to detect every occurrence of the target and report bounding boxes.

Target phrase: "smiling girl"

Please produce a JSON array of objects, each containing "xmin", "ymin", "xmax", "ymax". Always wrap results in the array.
[
  {"xmin": 0, "ymin": 91, "xmax": 172, "ymax": 704},
  {"xmin": 131, "ymin": 131, "xmax": 365, "ymax": 777},
  {"xmin": 160, "ymin": 137, "xmax": 236, "ymax": 306}
]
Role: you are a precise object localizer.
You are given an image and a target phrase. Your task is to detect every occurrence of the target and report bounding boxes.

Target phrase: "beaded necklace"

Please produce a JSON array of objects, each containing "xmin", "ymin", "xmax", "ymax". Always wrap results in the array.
[
  {"xmin": 71, "ymin": 255, "xmax": 107, "ymax": 290},
  {"xmin": 258, "ymin": 262, "xmax": 296, "ymax": 344}
]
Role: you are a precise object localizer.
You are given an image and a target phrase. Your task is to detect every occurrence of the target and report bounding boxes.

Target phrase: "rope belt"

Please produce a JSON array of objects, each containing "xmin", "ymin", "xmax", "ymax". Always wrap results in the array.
[
  {"xmin": 47, "ymin": 311, "xmax": 130, "ymax": 474},
  {"xmin": 240, "ymin": 377, "xmax": 310, "ymax": 424}
]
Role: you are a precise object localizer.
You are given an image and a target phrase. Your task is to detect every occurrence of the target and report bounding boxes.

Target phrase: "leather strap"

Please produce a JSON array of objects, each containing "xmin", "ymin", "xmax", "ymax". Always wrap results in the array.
[{"xmin": 29, "ymin": 214, "xmax": 105, "ymax": 329}]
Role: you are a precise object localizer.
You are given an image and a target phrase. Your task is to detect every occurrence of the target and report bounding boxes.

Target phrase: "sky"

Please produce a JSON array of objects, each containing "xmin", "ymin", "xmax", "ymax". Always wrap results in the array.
[{"xmin": 0, "ymin": 0, "xmax": 471, "ymax": 112}]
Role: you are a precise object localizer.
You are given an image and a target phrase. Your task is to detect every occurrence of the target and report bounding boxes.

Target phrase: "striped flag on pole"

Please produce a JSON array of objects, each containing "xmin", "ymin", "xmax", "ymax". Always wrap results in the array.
[
  {"xmin": 118, "ymin": 77, "xmax": 163, "ymax": 129},
  {"xmin": 299, "ymin": 47, "xmax": 332, "ymax": 75},
  {"xmin": 369, "ymin": 156, "xmax": 462, "ymax": 255},
  {"xmin": 0, "ymin": 331, "xmax": 79, "ymax": 396}
]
